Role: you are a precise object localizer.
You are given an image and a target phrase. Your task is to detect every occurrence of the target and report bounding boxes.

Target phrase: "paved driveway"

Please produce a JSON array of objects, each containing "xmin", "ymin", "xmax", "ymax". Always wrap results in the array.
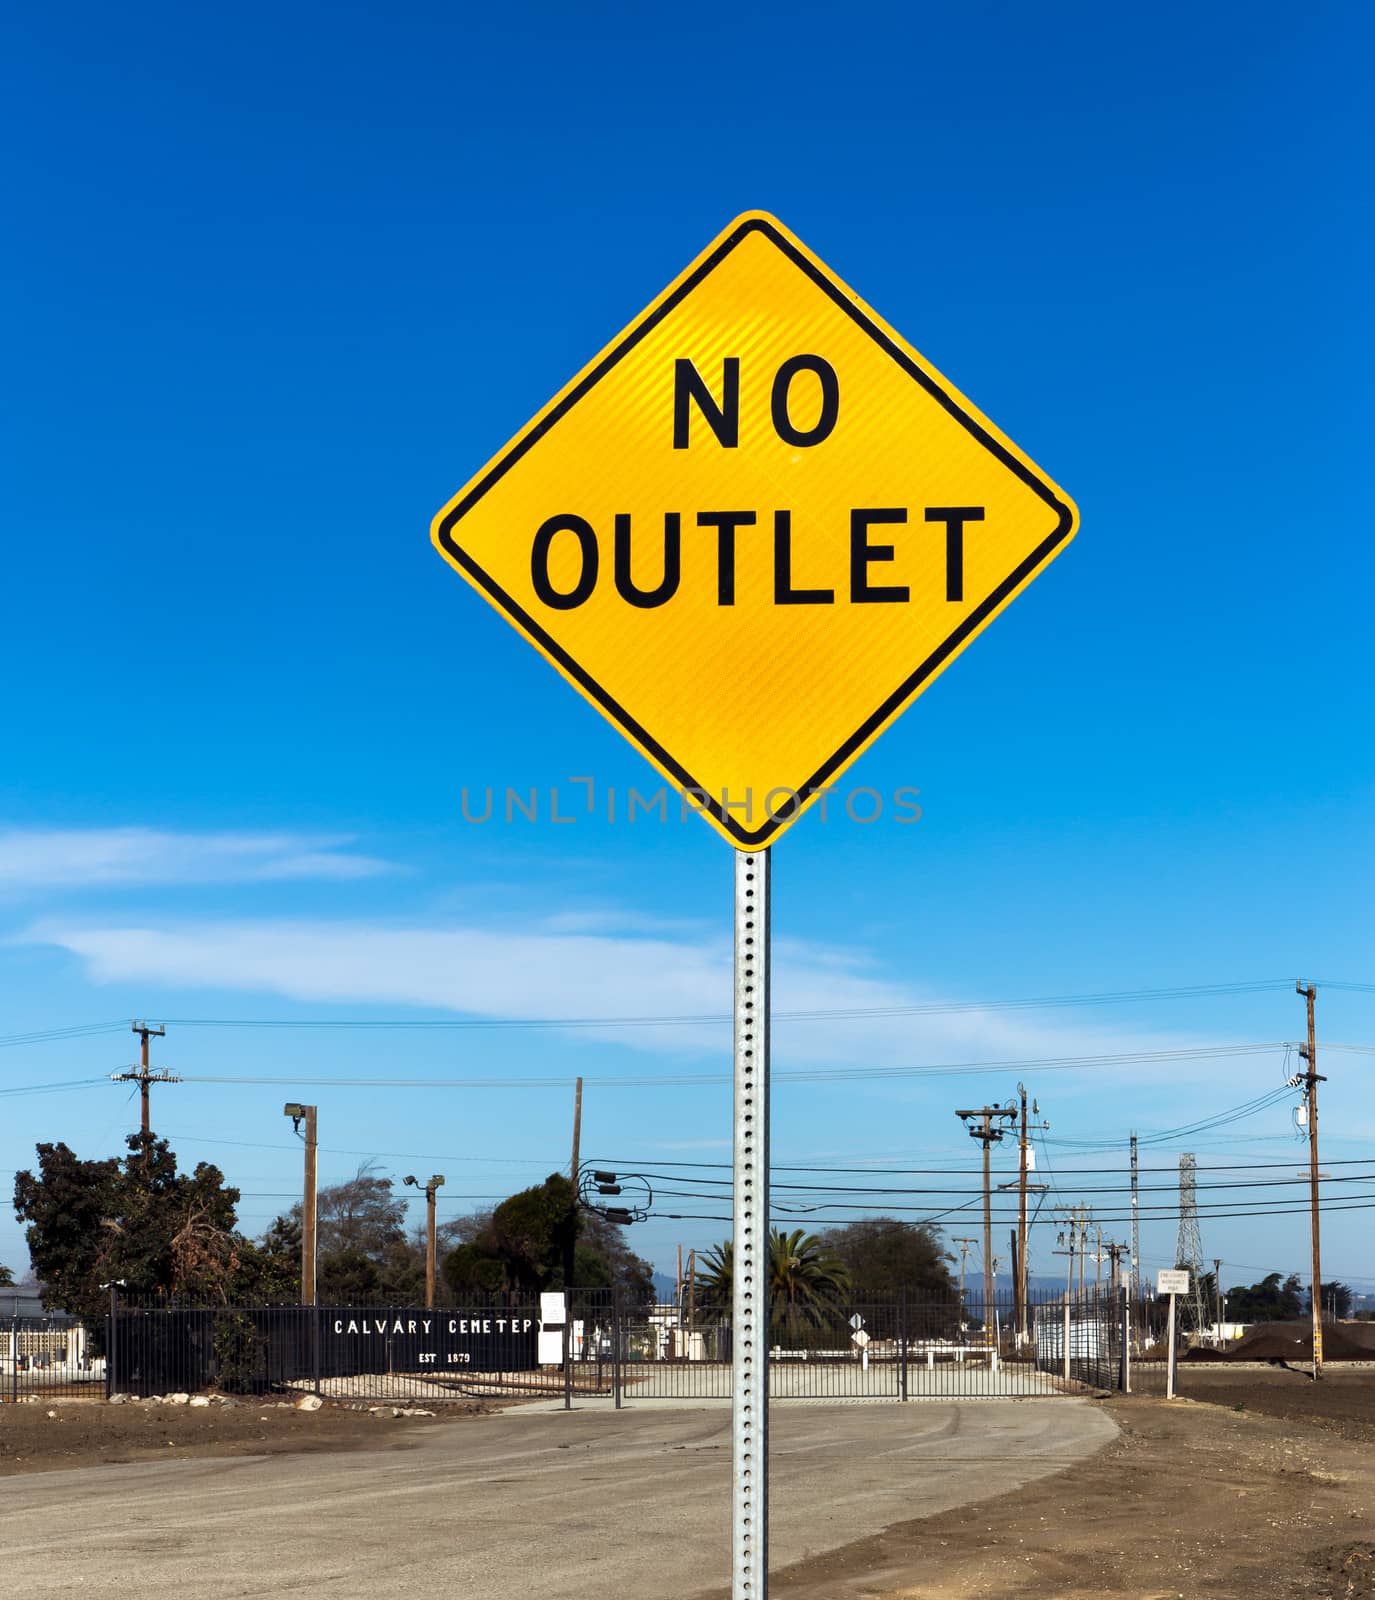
[{"xmin": 1, "ymin": 1399, "xmax": 1115, "ymax": 1597}]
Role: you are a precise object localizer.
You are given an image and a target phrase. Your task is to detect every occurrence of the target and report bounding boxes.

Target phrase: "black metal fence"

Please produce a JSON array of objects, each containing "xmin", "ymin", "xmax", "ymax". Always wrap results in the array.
[
  {"xmin": 105, "ymin": 1302, "xmax": 546, "ymax": 1402},
  {"xmin": 1031, "ymin": 1288, "xmax": 1128, "ymax": 1391},
  {"xmin": 0, "ymin": 1315, "xmax": 104, "ymax": 1401},
  {"xmin": 571, "ymin": 1287, "xmax": 1098, "ymax": 1402},
  {"xmin": 4, "ymin": 1287, "xmax": 1146, "ymax": 1405}
]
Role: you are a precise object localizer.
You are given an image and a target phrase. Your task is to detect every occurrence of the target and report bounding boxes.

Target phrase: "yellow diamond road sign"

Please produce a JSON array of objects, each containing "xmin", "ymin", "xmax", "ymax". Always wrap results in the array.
[{"xmin": 432, "ymin": 212, "xmax": 1078, "ymax": 850}]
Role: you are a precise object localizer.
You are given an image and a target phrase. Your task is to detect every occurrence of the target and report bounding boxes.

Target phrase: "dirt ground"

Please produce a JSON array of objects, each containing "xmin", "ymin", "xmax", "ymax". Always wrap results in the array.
[
  {"xmin": 709, "ymin": 1372, "xmax": 1375, "ymax": 1600},
  {"xmin": 0, "ymin": 1394, "xmax": 495, "ymax": 1475},
  {"xmin": 1176, "ymin": 1366, "xmax": 1375, "ymax": 1444},
  {"xmin": 8, "ymin": 1372, "xmax": 1375, "ymax": 1597}
]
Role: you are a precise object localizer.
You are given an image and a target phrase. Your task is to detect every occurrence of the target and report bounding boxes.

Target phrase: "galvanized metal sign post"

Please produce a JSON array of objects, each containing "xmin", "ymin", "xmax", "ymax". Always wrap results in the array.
[
  {"xmin": 1157, "ymin": 1267, "xmax": 1189, "ymax": 1399},
  {"xmin": 432, "ymin": 211, "xmax": 1078, "ymax": 1599}
]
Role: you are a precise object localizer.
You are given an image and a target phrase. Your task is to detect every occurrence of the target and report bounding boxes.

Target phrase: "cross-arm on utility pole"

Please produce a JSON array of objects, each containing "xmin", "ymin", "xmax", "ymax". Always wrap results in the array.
[
  {"xmin": 110, "ymin": 1022, "xmax": 179, "ymax": 1155},
  {"xmin": 955, "ymin": 1104, "xmax": 1017, "ymax": 1334},
  {"xmin": 1296, "ymin": 981, "xmax": 1325, "ymax": 1379}
]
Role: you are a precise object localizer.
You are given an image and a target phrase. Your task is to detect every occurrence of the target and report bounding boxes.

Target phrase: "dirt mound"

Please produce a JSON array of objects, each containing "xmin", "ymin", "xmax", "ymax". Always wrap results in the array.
[{"xmin": 1229, "ymin": 1320, "xmax": 1374, "ymax": 1362}]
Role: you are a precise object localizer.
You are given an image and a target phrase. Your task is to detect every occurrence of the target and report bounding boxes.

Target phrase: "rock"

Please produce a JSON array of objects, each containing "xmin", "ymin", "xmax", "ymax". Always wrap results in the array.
[
  {"xmin": 189, "ymin": 1395, "xmax": 211, "ymax": 1408},
  {"xmin": 398, "ymin": 1408, "xmax": 435, "ymax": 1418},
  {"xmin": 108, "ymin": 1393, "xmax": 132, "ymax": 1405},
  {"xmin": 167, "ymin": 1392, "xmax": 191, "ymax": 1405},
  {"xmin": 296, "ymin": 1395, "xmax": 324, "ymax": 1412},
  {"xmin": 46, "ymin": 1409, "xmax": 58, "ymax": 1418}
]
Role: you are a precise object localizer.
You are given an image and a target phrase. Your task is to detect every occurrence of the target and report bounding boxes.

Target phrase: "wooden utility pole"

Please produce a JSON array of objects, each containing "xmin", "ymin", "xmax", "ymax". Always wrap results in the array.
[
  {"xmin": 111, "ymin": 1022, "xmax": 179, "ymax": 1157},
  {"xmin": 1105, "ymin": 1241, "xmax": 1127, "ymax": 1295},
  {"xmin": 570, "ymin": 1076, "xmax": 584, "ymax": 1185},
  {"xmin": 1017, "ymin": 1086, "xmax": 1029, "ymax": 1343},
  {"xmin": 953, "ymin": 1237, "xmax": 977, "ymax": 1320},
  {"xmin": 1297, "ymin": 982, "xmax": 1325, "ymax": 1378},
  {"xmin": 1077, "ymin": 1209, "xmax": 1087, "ymax": 1296},
  {"xmin": 1053, "ymin": 1236, "xmax": 1076, "ymax": 1297},
  {"xmin": 406, "ymin": 1174, "xmax": 447, "ymax": 1309},
  {"xmin": 955, "ymin": 1104, "xmax": 1016, "ymax": 1333},
  {"xmin": 1009, "ymin": 1228, "xmax": 1019, "ymax": 1333},
  {"xmin": 1055, "ymin": 1204, "xmax": 1090, "ymax": 1299},
  {"xmin": 285, "ymin": 1103, "xmax": 318, "ymax": 1305}
]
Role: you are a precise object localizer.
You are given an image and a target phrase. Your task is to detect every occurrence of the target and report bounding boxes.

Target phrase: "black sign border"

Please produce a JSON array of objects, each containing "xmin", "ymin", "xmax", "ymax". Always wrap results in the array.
[{"xmin": 434, "ymin": 216, "xmax": 1075, "ymax": 848}]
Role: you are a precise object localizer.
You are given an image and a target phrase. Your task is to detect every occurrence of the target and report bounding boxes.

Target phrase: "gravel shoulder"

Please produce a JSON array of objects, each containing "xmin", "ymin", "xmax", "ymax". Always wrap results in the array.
[
  {"xmin": 713, "ymin": 1384, "xmax": 1375, "ymax": 1600},
  {"xmin": 0, "ymin": 1395, "xmax": 494, "ymax": 1475}
]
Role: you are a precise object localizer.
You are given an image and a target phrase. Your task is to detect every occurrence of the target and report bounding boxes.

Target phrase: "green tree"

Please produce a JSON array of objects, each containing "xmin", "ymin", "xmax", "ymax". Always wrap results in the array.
[
  {"xmin": 256, "ymin": 1211, "xmax": 303, "ymax": 1300},
  {"xmin": 316, "ymin": 1166, "xmax": 409, "ymax": 1256},
  {"xmin": 441, "ymin": 1175, "xmax": 655, "ymax": 1303},
  {"xmin": 13, "ymin": 1134, "xmax": 254, "ymax": 1318},
  {"xmin": 1226, "ymin": 1271, "xmax": 1305, "ymax": 1323},
  {"xmin": 818, "ymin": 1219, "xmax": 955, "ymax": 1297},
  {"xmin": 0, "ymin": 1263, "xmax": 14, "ymax": 1288},
  {"xmin": 490, "ymin": 1173, "xmax": 579, "ymax": 1291},
  {"xmin": 691, "ymin": 1228, "xmax": 850, "ymax": 1343},
  {"xmin": 1315, "ymin": 1281, "xmax": 1353, "ymax": 1320},
  {"xmin": 12, "ymin": 1143, "xmax": 120, "ymax": 1317},
  {"xmin": 770, "ymin": 1229, "xmax": 850, "ymax": 1343},
  {"xmin": 264, "ymin": 1163, "xmax": 425, "ymax": 1305},
  {"xmin": 443, "ymin": 1241, "xmax": 509, "ymax": 1300},
  {"xmin": 578, "ymin": 1209, "xmax": 655, "ymax": 1305}
]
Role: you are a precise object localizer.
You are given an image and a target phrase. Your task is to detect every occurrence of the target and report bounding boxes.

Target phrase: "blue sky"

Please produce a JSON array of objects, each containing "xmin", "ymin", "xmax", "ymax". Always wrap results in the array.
[{"xmin": 2, "ymin": 1, "xmax": 1372, "ymax": 1295}]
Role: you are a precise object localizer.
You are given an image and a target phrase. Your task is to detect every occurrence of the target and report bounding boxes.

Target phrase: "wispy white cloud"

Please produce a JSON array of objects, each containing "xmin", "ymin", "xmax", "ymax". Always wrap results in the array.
[
  {"xmin": 18, "ymin": 912, "xmax": 1219, "ymax": 1076},
  {"xmin": 0, "ymin": 829, "xmax": 391, "ymax": 890}
]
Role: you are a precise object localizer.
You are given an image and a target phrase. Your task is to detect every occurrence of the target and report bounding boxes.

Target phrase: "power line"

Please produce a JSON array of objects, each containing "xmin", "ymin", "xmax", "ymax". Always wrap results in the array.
[
  {"xmin": 162, "ymin": 1132, "xmax": 559, "ymax": 1166},
  {"xmin": 0, "ymin": 1077, "xmax": 111, "ymax": 1098},
  {"xmin": 649, "ymin": 1198, "xmax": 1375, "ymax": 1227},
  {"xmin": 1, "ymin": 979, "xmax": 1369, "ymax": 1052},
  {"xmin": 616, "ymin": 1169, "xmax": 1375, "ymax": 1197},
  {"xmin": 0, "ymin": 1021, "xmax": 129, "ymax": 1050},
  {"xmin": 149, "ymin": 980, "xmax": 1302, "ymax": 1029},
  {"xmin": 156, "ymin": 1040, "xmax": 1309, "ymax": 1089}
]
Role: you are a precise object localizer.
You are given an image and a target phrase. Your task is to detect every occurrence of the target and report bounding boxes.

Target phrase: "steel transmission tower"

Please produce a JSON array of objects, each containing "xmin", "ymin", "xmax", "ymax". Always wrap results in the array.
[
  {"xmin": 1174, "ymin": 1153, "xmax": 1209, "ymax": 1333},
  {"xmin": 1129, "ymin": 1134, "xmax": 1141, "ymax": 1305}
]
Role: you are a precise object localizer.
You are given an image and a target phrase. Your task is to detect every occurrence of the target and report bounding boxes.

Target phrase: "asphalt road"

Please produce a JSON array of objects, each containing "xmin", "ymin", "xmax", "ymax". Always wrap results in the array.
[{"xmin": 1, "ymin": 1399, "xmax": 1115, "ymax": 1597}]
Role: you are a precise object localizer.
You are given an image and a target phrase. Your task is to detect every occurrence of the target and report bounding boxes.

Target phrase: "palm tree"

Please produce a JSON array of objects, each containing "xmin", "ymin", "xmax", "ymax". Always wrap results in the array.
[
  {"xmin": 693, "ymin": 1241, "xmax": 733, "ymax": 1320},
  {"xmin": 770, "ymin": 1229, "xmax": 849, "ymax": 1344},
  {"xmin": 690, "ymin": 1229, "xmax": 850, "ymax": 1343}
]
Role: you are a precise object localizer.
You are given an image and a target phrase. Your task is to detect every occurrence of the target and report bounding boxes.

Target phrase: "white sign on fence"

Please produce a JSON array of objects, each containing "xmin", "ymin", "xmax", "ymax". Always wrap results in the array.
[{"xmin": 540, "ymin": 1292, "xmax": 568, "ymax": 1326}]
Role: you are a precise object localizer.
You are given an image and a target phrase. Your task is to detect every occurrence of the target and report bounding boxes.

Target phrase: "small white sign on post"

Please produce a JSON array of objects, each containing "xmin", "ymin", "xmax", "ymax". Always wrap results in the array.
[
  {"xmin": 849, "ymin": 1314, "xmax": 865, "ymax": 1331},
  {"xmin": 540, "ymin": 1291, "xmax": 568, "ymax": 1326},
  {"xmin": 850, "ymin": 1327, "xmax": 870, "ymax": 1348},
  {"xmin": 1156, "ymin": 1270, "xmax": 1188, "ymax": 1399},
  {"xmin": 537, "ymin": 1330, "xmax": 565, "ymax": 1365}
]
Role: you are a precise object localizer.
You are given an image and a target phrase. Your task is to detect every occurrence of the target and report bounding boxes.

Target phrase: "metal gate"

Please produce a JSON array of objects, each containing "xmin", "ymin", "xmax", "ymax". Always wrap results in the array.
[
  {"xmin": 1, "ymin": 1316, "xmax": 102, "ymax": 1402},
  {"xmin": 578, "ymin": 1290, "xmax": 1069, "ymax": 1401}
]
